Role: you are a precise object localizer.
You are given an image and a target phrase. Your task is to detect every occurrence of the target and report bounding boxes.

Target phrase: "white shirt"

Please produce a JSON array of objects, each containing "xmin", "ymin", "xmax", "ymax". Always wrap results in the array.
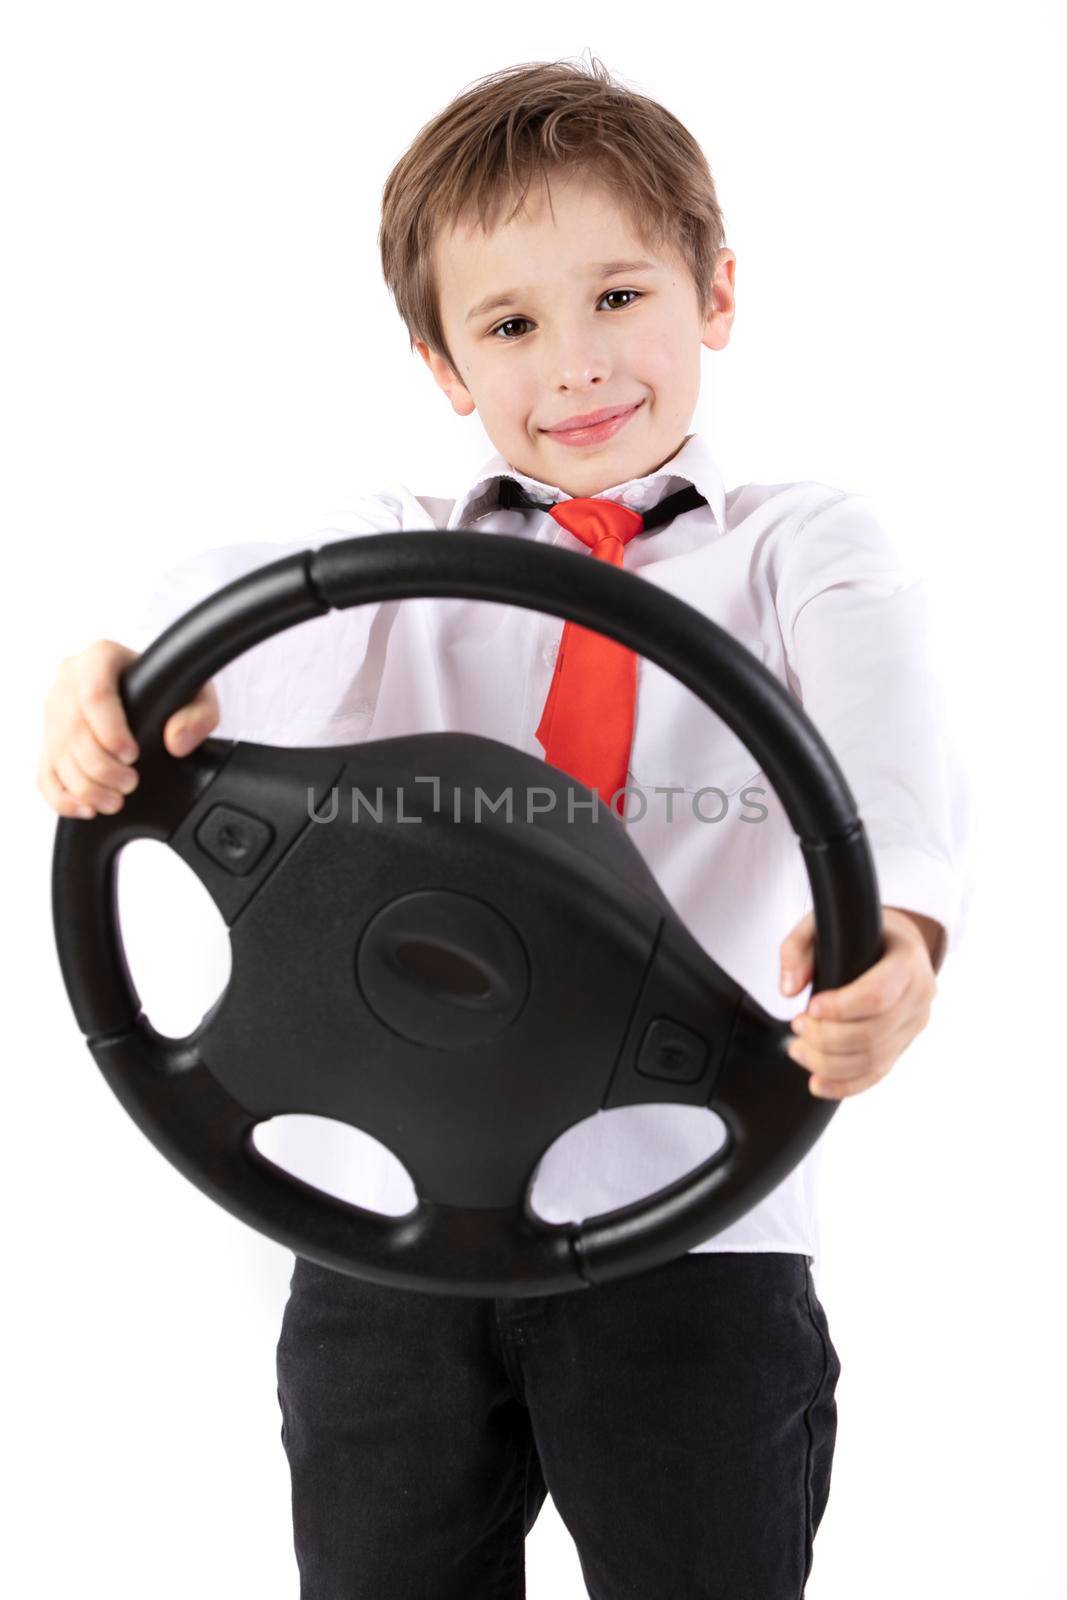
[{"xmin": 129, "ymin": 431, "xmax": 973, "ymax": 1263}]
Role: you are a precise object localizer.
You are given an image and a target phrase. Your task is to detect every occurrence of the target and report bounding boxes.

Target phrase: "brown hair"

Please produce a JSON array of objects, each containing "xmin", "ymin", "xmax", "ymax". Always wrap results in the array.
[{"xmin": 378, "ymin": 52, "xmax": 728, "ymax": 377}]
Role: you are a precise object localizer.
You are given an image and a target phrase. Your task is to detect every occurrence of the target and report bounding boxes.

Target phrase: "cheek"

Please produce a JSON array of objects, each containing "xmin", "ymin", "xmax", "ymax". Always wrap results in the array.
[{"xmin": 632, "ymin": 327, "xmax": 692, "ymax": 380}]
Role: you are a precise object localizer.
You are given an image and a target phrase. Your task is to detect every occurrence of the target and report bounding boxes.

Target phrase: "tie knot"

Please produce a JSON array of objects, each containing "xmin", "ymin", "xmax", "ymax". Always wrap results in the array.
[{"xmin": 548, "ymin": 496, "xmax": 645, "ymax": 563}]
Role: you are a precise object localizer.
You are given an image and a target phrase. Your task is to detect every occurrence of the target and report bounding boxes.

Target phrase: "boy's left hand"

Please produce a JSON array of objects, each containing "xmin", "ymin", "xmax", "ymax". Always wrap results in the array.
[{"xmin": 778, "ymin": 907, "xmax": 940, "ymax": 1100}]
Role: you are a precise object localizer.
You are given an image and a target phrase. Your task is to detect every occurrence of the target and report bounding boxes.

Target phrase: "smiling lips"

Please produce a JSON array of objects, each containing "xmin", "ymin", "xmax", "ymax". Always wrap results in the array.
[
  {"xmin": 545, "ymin": 400, "xmax": 643, "ymax": 445},
  {"xmin": 547, "ymin": 401, "xmax": 640, "ymax": 432}
]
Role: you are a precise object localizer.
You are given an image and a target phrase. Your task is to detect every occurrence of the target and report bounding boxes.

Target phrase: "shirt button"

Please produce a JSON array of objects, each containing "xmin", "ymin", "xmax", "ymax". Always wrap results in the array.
[{"xmin": 543, "ymin": 640, "xmax": 559, "ymax": 666}]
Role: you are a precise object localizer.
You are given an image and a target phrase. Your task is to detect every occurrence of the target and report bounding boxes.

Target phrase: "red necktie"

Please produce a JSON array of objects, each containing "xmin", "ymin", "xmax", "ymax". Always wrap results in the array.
[{"xmin": 534, "ymin": 496, "xmax": 646, "ymax": 816}]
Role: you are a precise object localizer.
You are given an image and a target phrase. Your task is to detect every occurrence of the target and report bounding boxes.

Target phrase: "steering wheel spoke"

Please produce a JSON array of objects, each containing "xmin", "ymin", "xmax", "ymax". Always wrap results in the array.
[{"xmin": 162, "ymin": 738, "xmax": 351, "ymax": 926}]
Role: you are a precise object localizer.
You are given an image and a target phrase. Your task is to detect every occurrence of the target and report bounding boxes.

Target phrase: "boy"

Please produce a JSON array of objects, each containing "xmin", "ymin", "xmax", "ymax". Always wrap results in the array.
[{"xmin": 38, "ymin": 56, "xmax": 969, "ymax": 1599}]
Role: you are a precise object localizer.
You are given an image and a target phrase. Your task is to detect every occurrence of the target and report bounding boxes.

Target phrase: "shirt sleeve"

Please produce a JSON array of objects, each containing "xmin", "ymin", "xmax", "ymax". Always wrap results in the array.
[
  {"xmin": 777, "ymin": 492, "xmax": 975, "ymax": 969},
  {"xmin": 128, "ymin": 497, "xmax": 404, "ymax": 743}
]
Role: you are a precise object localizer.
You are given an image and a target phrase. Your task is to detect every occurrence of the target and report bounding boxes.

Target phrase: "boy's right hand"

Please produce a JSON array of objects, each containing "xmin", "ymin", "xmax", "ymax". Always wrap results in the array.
[{"xmin": 37, "ymin": 639, "xmax": 220, "ymax": 820}]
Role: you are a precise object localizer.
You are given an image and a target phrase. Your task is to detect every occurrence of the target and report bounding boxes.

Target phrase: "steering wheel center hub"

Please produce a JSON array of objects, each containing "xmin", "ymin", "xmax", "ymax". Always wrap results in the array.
[{"xmin": 357, "ymin": 889, "xmax": 530, "ymax": 1047}]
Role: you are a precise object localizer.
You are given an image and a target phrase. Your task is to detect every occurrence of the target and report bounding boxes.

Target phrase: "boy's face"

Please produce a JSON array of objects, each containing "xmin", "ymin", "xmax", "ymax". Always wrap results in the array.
[{"xmin": 416, "ymin": 169, "xmax": 736, "ymax": 497}]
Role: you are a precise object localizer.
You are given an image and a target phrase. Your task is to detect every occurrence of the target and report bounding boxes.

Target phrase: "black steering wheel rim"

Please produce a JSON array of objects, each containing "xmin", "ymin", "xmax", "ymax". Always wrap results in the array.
[{"xmin": 52, "ymin": 530, "xmax": 883, "ymax": 1296}]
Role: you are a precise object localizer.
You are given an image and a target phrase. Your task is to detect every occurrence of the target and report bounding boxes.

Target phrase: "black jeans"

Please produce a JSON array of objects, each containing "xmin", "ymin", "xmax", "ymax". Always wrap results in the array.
[{"xmin": 275, "ymin": 1249, "xmax": 841, "ymax": 1599}]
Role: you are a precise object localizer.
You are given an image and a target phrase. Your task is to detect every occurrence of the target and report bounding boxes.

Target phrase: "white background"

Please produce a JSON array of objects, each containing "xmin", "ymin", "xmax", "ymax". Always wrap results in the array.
[{"xmin": 6, "ymin": 2, "xmax": 1065, "ymax": 1595}]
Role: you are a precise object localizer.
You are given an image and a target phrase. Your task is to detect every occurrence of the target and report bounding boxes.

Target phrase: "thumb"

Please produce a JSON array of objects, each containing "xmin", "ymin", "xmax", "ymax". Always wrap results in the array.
[
  {"xmin": 164, "ymin": 679, "xmax": 220, "ymax": 757},
  {"xmin": 779, "ymin": 909, "xmax": 816, "ymax": 995}
]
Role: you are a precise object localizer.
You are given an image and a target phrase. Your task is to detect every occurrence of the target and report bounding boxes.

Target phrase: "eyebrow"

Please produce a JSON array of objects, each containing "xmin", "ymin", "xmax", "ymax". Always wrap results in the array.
[{"xmin": 465, "ymin": 260, "xmax": 660, "ymax": 324}]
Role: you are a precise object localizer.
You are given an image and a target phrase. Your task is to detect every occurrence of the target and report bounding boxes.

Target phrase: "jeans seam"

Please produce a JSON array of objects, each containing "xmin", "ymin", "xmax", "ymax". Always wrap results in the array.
[
  {"xmin": 799, "ymin": 1260, "xmax": 832, "ymax": 1597},
  {"xmin": 493, "ymin": 1302, "xmax": 530, "ymax": 1405},
  {"xmin": 489, "ymin": 1300, "xmax": 532, "ymax": 1598},
  {"xmin": 491, "ymin": 1432, "xmax": 531, "ymax": 1599}
]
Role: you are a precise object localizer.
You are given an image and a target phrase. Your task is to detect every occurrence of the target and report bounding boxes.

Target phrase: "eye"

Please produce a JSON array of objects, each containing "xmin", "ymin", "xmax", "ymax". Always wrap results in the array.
[{"xmin": 487, "ymin": 288, "xmax": 643, "ymax": 341}]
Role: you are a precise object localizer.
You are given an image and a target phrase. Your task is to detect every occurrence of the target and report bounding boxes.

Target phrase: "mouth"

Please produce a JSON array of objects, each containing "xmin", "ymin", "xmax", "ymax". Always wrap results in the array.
[{"xmin": 543, "ymin": 400, "xmax": 644, "ymax": 447}]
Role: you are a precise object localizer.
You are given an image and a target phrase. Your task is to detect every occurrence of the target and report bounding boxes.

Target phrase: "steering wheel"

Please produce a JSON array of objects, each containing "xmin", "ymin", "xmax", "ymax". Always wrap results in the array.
[{"xmin": 51, "ymin": 530, "xmax": 883, "ymax": 1298}]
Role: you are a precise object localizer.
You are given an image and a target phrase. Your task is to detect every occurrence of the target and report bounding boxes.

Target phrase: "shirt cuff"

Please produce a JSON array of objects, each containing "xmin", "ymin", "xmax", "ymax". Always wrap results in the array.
[{"xmin": 868, "ymin": 842, "xmax": 970, "ymax": 966}]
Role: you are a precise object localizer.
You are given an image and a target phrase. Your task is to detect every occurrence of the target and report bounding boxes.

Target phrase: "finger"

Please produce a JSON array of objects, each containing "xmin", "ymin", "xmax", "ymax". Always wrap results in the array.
[
  {"xmin": 163, "ymin": 680, "xmax": 220, "ymax": 756},
  {"xmin": 805, "ymin": 956, "xmax": 913, "ymax": 1023},
  {"xmin": 789, "ymin": 1035, "xmax": 889, "ymax": 1083},
  {"xmin": 37, "ymin": 756, "xmax": 96, "ymax": 820},
  {"xmin": 70, "ymin": 720, "xmax": 141, "ymax": 796},
  {"xmin": 790, "ymin": 1009, "xmax": 917, "ymax": 1089},
  {"xmin": 806, "ymin": 1008, "xmax": 924, "ymax": 1097},
  {"xmin": 53, "ymin": 748, "xmax": 128, "ymax": 814},
  {"xmin": 78, "ymin": 643, "xmax": 140, "ymax": 765},
  {"xmin": 791, "ymin": 998, "xmax": 910, "ymax": 1057},
  {"xmin": 780, "ymin": 909, "xmax": 816, "ymax": 994},
  {"xmin": 808, "ymin": 1067, "xmax": 888, "ymax": 1101}
]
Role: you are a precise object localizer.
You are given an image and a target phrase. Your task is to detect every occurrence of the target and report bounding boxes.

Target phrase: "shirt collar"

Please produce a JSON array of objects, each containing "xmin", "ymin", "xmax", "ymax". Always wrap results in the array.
[{"xmin": 446, "ymin": 431, "xmax": 728, "ymax": 537}]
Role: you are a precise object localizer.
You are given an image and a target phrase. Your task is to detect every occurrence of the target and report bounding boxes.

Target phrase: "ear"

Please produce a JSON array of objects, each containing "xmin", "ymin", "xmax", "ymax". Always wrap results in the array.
[
  {"xmin": 414, "ymin": 339, "xmax": 477, "ymax": 418},
  {"xmin": 699, "ymin": 249, "xmax": 737, "ymax": 355}
]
